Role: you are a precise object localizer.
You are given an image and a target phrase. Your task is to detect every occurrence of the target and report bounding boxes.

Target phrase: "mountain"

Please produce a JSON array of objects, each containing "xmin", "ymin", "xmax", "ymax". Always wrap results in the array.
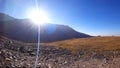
[
  {"xmin": 0, "ymin": 13, "xmax": 91, "ymax": 42},
  {"xmin": 0, "ymin": 13, "xmax": 15, "ymax": 21}
]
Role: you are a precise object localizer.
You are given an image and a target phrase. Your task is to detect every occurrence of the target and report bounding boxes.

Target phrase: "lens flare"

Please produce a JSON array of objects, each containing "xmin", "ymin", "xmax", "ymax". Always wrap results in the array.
[{"xmin": 28, "ymin": 9, "xmax": 50, "ymax": 25}]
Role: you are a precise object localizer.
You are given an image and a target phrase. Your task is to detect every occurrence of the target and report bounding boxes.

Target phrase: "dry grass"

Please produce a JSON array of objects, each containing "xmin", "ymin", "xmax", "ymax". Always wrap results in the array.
[{"xmin": 45, "ymin": 36, "xmax": 120, "ymax": 53}]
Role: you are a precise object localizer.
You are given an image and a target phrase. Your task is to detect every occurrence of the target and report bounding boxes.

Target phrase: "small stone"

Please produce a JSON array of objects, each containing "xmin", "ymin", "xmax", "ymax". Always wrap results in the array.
[
  {"xmin": 29, "ymin": 52, "xmax": 36, "ymax": 56},
  {"xmin": 5, "ymin": 58, "xmax": 11, "ymax": 61}
]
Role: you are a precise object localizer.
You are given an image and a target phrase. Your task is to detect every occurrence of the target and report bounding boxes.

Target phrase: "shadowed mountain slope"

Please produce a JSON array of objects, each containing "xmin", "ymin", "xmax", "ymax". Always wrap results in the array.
[{"xmin": 0, "ymin": 13, "xmax": 91, "ymax": 42}]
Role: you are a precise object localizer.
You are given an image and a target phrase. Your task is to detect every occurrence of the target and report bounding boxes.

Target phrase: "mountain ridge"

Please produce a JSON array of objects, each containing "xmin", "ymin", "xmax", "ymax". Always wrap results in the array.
[{"xmin": 0, "ymin": 13, "xmax": 91, "ymax": 42}]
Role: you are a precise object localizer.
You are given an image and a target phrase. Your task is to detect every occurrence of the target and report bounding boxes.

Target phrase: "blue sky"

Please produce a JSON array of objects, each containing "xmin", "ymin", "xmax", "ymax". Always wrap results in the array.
[{"xmin": 0, "ymin": 0, "xmax": 120, "ymax": 36}]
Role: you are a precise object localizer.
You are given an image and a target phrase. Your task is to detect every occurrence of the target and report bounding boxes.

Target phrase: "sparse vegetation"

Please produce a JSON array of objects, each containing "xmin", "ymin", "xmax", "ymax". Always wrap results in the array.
[{"xmin": 47, "ymin": 36, "xmax": 120, "ymax": 54}]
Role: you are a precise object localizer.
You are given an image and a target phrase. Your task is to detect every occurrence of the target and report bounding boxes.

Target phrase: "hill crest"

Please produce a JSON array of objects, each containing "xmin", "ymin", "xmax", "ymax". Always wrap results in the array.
[{"xmin": 0, "ymin": 13, "xmax": 91, "ymax": 42}]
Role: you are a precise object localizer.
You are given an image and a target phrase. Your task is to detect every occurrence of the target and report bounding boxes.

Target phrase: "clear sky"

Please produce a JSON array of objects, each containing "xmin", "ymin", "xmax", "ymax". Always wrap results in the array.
[{"xmin": 0, "ymin": 0, "xmax": 120, "ymax": 36}]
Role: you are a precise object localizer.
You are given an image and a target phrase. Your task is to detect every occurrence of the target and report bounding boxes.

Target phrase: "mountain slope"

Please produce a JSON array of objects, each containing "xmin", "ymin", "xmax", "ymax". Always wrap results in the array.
[{"xmin": 0, "ymin": 13, "xmax": 91, "ymax": 42}]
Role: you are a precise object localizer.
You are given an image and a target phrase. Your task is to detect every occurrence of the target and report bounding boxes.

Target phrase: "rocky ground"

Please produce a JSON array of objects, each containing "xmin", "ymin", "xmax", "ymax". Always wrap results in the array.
[{"xmin": 0, "ymin": 36, "xmax": 120, "ymax": 68}]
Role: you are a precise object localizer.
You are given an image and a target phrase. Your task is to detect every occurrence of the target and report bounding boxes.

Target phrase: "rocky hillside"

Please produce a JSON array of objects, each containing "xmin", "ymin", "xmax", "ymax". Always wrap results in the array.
[{"xmin": 0, "ymin": 36, "xmax": 120, "ymax": 68}]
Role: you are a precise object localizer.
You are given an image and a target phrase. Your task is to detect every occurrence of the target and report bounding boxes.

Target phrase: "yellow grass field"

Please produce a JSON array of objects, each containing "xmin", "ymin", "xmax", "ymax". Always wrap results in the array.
[{"xmin": 46, "ymin": 36, "xmax": 120, "ymax": 53}]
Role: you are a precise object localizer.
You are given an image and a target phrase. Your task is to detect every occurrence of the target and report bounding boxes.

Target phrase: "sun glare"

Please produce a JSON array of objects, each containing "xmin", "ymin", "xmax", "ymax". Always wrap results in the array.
[{"xmin": 28, "ymin": 9, "xmax": 50, "ymax": 25}]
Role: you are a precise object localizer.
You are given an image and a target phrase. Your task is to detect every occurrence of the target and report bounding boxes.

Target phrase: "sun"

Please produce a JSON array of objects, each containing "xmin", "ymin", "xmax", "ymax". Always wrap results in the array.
[{"xmin": 28, "ymin": 9, "xmax": 50, "ymax": 25}]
